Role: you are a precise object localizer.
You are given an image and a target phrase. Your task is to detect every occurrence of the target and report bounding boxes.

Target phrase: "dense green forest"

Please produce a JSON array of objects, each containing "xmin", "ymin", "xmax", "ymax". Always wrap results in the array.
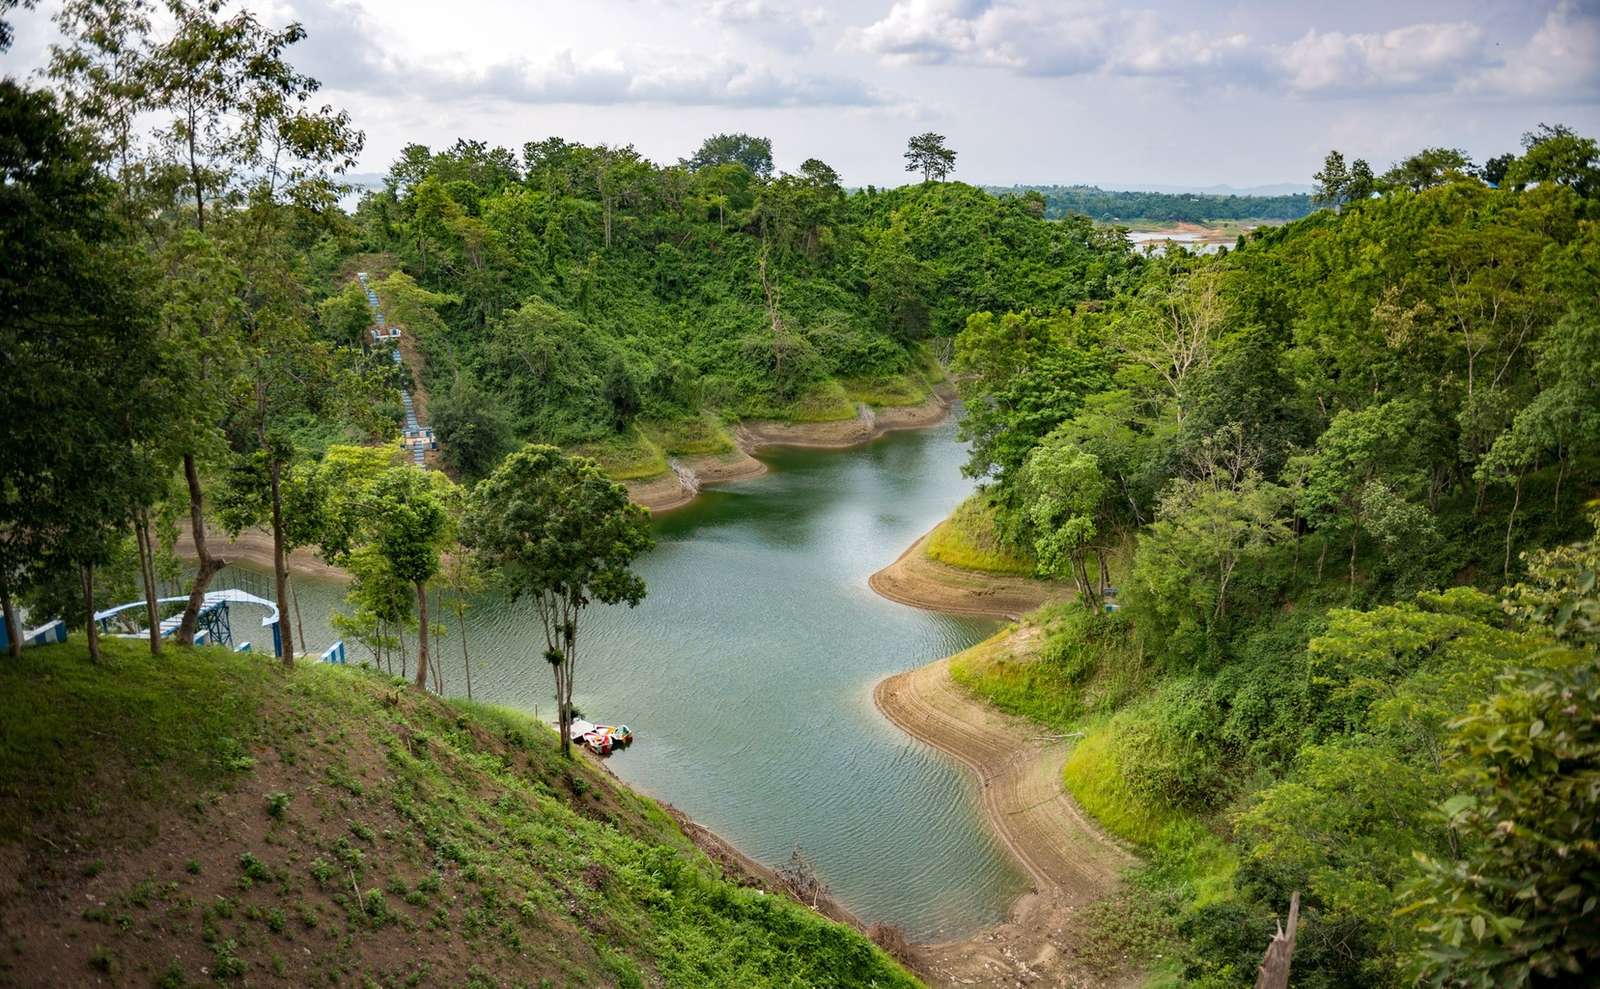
[
  {"xmin": 341, "ymin": 140, "xmax": 1135, "ymax": 478},
  {"xmin": 4, "ymin": 1, "xmax": 1598, "ymax": 987},
  {"xmin": 948, "ymin": 127, "xmax": 1600, "ymax": 987},
  {"xmin": 982, "ymin": 184, "xmax": 1313, "ymax": 223}
]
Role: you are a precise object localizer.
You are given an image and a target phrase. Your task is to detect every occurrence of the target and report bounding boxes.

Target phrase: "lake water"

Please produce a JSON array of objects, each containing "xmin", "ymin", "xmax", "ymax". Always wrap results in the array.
[{"xmin": 232, "ymin": 417, "xmax": 1024, "ymax": 940}]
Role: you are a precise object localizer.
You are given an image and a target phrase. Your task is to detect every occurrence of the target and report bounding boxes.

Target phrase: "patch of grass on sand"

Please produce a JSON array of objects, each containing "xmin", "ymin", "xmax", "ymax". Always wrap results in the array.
[
  {"xmin": 842, "ymin": 372, "xmax": 930, "ymax": 408},
  {"xmin": 1063, "ymin": 712, "xmax": 1235, "ymax": 904},
  {"xmin": 0, "ymin": 638, "xmax": 921, "ymax": 989},
  {"xmin": 768, "ymin": 379, "xmax": 859, "ymax": 423},
  {"xmin": 924, "ymin": 494, "xmax": 1036, "ymax": 576},
  {"xmin": 640, "ymin": 414, "xmax": 736, "ymax": 457},
  {"xmin": 571, "ymin": 425, "xmax": 669, "ymax": 481},
  {"xmin": 950, "ymin": 609, "xmax": 1233, "ymax": 906}
]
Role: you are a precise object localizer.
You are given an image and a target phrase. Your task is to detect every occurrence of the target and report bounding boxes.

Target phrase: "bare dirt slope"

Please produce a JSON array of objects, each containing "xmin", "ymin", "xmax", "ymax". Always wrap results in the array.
[{"xmin": 875, "ymin": 633, "xmax": 1138, "ymax": 988}]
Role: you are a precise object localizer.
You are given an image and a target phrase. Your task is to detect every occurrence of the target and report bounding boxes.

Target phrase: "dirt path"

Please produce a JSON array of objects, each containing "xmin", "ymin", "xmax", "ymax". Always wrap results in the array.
[
  {"xmin": 875, "ymin": 634, "xmax": 1138, "ymax": 988},
  {"xmin": 870, "ymin": 527, "xmax": 1074, "ymax": 620}
]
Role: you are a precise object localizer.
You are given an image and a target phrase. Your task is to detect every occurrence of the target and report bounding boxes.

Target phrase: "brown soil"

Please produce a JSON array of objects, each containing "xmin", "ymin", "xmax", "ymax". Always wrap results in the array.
[
  {"xmin": 875, "ymin": 635, "xmax": 1139, "ymax": 989},
  {"xmin": 736, "ymin": 384, "xmax": 954, "ymax": 450},
  {"xmin": 624, "ymin": 448, "xmax": 769, "ymax": 513},
  {"xmin": 870, "ymin": 527, "xmax": 1074, "ymax": 620},
  {"xmin": 174, "ymin": 526, "xmax": 348, "ymax": 582},
  {"xmin": 629, "ymin": 384, "xmax": 955, "ymax": 513}
]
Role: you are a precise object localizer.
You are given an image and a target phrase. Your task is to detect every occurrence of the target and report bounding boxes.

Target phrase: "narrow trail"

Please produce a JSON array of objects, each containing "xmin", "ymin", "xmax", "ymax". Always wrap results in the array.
[
  {"xmin": 875, "ymin": 630, "xmax": 1137, "ymax": 988},
  {"xmin": 357, "ymin": 272, "xmax": 434, "ymax": 466}
]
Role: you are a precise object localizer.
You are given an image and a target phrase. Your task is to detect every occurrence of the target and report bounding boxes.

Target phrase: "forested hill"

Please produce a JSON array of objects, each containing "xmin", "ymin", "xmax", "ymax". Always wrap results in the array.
[
  {"xmin": 339, "ymin": 143, "xmax": 1137, "ymax": 478},
  {"xmin": 946, "ymin": 128, "xmax": 1600, "ymax": 986},
  {"xmin": 982, "ymin": 184, "xmax": 1313, "ymax": 222}
]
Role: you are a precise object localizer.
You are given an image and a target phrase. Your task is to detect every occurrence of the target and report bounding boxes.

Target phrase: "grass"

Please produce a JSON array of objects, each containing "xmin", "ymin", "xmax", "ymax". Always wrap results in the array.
[
  {"xmin": 1061, "ymin": 715, "xmax": 1235, "ymax": 905},
  {"xmin": 948, "ymin": 607, "xmax": 1236, "ymax": 935},
  {"xmin": 950, "ymin": 626, "xmax": 1084, "ymax": 731},
  {"xmin": 0, "ymin": 638, "xmax": 922, "ymax": 989},
  {"xmin": 842, "ymin": 372, "xmax": 931, "ymax": 408},
  {"xmin": 767, "ymin": 379, "xmax": 859, "ymax": 423},
  {"xmin": 571, "ymin": 425, "xmax": 670, "ymax": 481},
  {"xmin": 640, "ymin": 413, "xmax": 737, "ymax": 457},
  {"xmin": 923, "ymin": 494, "xmax": 1037, "ymax": 576}
]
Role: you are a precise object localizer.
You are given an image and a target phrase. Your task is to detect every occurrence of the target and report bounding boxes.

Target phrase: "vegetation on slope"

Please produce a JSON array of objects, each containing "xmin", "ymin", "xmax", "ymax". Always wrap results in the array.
[
  {"xmin": 940, "ymin": 126, "xmax": 1600, "ymax": 987},
  {"xmin": 0, "ymin": 640, "xmax": 921, "ymax": 989},
  {"xmin": 346, "ymin": 144, "xmax": 1137, "ymax": 472}
]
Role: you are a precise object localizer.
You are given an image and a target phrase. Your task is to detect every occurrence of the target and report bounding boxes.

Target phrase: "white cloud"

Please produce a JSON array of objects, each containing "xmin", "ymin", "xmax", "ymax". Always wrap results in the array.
[
  {"xmin": 1277, "ymin": 22, "xmax": 1489, "ymax": 96},
  {"xmin": 289, "ymin": 0, "xmax": 887, "ymax": 107},
  {"xmin": 853, "ymin": 0, "xmax": 1597, "ymax": 100},
  {"xmin": 704, "ymin": 0, "xmax": 830, "ymax": 54},
  {"xmin": 1471, "ymin": 0, "xmax": 1600, "ymax": 101}
]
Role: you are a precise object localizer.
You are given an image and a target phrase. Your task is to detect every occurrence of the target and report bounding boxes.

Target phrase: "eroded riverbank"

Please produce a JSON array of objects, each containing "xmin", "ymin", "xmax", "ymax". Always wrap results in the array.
[{"xmin": 873, "ymin": 631, "xmax": 1138, "ymax": 988}]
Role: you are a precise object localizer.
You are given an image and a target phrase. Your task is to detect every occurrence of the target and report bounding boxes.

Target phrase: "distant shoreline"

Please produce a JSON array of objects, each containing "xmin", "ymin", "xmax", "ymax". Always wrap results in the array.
[{"xmin": 177, "ymin": 385, "xmax": 959, "ymax": 581}]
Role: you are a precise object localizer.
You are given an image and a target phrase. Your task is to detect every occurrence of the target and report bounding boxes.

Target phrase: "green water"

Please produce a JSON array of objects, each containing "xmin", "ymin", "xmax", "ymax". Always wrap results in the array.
[{"xmin": 238, "ymin": 418, "xmax": 1025, "ymax": 939}]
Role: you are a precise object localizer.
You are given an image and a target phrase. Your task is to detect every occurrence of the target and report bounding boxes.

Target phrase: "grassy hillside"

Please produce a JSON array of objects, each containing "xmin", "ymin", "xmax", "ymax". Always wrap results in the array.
[{"xmin": 0, "ymin": 641, "xmax": 919, "ymax": 989}]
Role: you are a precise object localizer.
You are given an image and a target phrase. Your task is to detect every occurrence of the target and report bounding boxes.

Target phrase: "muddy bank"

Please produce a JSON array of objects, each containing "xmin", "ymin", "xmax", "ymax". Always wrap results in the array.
[
  {"xmin": 875, "ymin": 636, "xmax": 1137, "ymax": 988},
  {"xmin": 174, "ymin": 527, "xmax": 349, "ymax": 582},
  {"xmin": 628, "ymin": 384, "xmax": 954, "ymax": 513},
  {"xmin": 870, "ymin": 526, "xmax": 1073, "ymax": 620},
  {"xmin": 625, "ymin": 448, "xmax": 769, "ymax": 513},
  {"xmin": 736, "ymin": 384, "xmax": 954, "ymax": 450}
]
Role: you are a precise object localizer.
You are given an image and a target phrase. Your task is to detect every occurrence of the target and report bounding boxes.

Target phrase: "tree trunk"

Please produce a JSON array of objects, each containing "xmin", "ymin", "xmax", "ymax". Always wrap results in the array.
[
  {"xmin": 460, "ymin": 614, "xmax": 473, "ymax": 702},
  {"xmin": 175, "ymin": 453, "xmax": 224, "ymax": 645},
  {"xmin": 290, "ymin": 575, "xmax": 307, "ymax": 659},
  {"xmin": 187, "ymin": 101, "xmax": 205, "ymax": 233},
  {"xmin": 1503, "ymin": 469, "xmax": 1525, "ymax": 582},
  {"xmin": 82, "ymin": 563, "xmax": 100, "ymax": 664},
  {"xmin": 2, "ymin": 575, "xmax": 20, "ymax": 660},
  {"xmin": 269, "ymin": 458, "xmax": 294, "ymax": 667},
  {"xmin": 135, "ymin": 511, "xmax": 161, "ymax": 656},
  {"xmin": 1348, "ymin": 526, "xmax": 1359, "ymax": 588},
  {"xmin": 556, "ymin": 660, "xmax": 571, "ymax": 759},
  {"xmin": 413, "ymin": 580, "xmax": 430, "ymax": 691}
]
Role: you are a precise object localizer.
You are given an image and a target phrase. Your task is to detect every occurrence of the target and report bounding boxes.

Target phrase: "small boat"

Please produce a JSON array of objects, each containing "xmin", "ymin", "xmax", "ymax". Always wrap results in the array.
[{"xmin": 568, "ymin": 719, "xmax": 635, "ymax": 755}]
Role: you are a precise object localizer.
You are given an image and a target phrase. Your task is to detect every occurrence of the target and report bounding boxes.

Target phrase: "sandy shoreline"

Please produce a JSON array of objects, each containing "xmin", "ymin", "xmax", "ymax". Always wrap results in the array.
[
  {"xmin": 179, "ymin": 386, "xmax": 957, "ymax": 577},
  {"xmin": 869, "ymin": 526, "xmax": 1074, "ymax": 620},
  {"xmin": 874, "ymin": 640, "xmax": 1136, "ymax": 988},
  {"xmin": 627, "ymin": 384, "xmax": 956, "ymax": 512}
]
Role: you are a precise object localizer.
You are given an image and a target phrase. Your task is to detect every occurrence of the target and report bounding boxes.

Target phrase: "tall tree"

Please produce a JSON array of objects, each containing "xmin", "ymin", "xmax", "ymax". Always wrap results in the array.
[
  {"xmin": 366, "ymin": 468, "xmax": 450, "ymax": 691},
  {"xmin": 50, "ymin": 0, "xmax": 363, "ymax": 653},
  {"xmin": 464, "ymin": 446, "xmax": 653, "ymax": 757},
  {"xmin": 687, "ymin": 132, "xmax": 773, "ymax": 180},
  {"xmin": 0, "ymin": 80, "xmax": 163, "ymax": 661},
  {"xmin": 904, "ymin": 132, "xmax": 956, "ymax": 183}
]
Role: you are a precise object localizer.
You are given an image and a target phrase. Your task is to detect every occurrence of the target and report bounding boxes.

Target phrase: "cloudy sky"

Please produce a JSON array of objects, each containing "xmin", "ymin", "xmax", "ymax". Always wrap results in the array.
[{"xmin": 6, "ymin": 0, "xmax": 1600, "ymax": 189}]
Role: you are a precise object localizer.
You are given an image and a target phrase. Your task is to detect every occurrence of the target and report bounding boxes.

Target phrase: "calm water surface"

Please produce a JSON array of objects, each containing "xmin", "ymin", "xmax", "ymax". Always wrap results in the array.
[{"xmin": 237, "ymin": 418, "xmax": 1024, "ymax": 939}]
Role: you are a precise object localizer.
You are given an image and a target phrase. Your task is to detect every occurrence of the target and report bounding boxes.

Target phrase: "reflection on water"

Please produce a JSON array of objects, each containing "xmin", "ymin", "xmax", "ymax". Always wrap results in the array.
[{"xmin": 233, "ymin": 417, "xmax": 1024, "ymax": 940}]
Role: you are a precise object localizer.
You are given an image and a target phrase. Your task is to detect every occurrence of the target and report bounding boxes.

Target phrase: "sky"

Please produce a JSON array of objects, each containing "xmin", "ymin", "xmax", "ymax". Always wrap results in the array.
[{"xmin": 5, "ymin": 0, "xmax": 1600, "ymax": 190}]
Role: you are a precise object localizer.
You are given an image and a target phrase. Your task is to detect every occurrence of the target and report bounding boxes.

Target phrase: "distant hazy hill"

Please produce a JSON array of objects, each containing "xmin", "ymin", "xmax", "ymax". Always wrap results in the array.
[{"xmin": 983, "ymin": 183, "xmax": 1314, "ymax": 223}]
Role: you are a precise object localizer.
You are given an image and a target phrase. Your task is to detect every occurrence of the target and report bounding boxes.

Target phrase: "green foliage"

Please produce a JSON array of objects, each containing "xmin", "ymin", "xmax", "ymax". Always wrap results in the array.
[
  {"xmin": 429, "ymin": 374, "xmax": 516, "ymax": 482},
  {"xmin": 923, "ymin": 493, "xmax": 1036, "ymax": 576},
  {"xmin": 0, "ymin": 640, "xmax": 919, "ymax": 987},
  {"xmin": 464, "ymin": 445, "xmax": 653, "ymax": 754},
  {"xmin": 904, "ymin": 132, "xmax": 957, "ymax": 183},
  {"xmin": 986, "ymin": 184, "xmax": 1313, "ymax": 223},
  {"xmin": 686, "ymin": 133, "xmax": 773, "ymax": 180}
]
